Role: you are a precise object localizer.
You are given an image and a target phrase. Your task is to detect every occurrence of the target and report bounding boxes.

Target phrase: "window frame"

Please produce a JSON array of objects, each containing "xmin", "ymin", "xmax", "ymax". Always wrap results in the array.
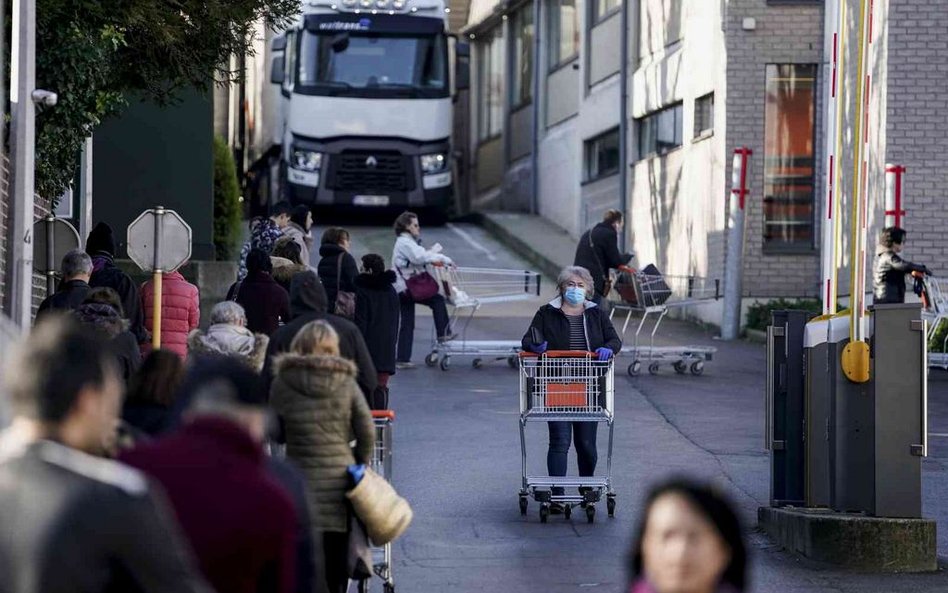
[
  {"xmin": 762, "ymin": 63, "xmax": 818, "ymax": 253},
  {"xmin": 510, "ymin": 4, "xmax": 535, "ymax": 110},
  {"xmin": 635, "ymin": 102, "xmax": 684, "ymax": 161},
  {"xmin": 693, "ymin": 92, "xmax": 714, "ymax": 140},
  {"xmin": 548, "ymin": 0, "xmax": 580, "ymax": 71},
  {"xmin": 476, "ymin": 27, "xmax": 505, "ymax": 142},
  {"xmin": 590, "ymin": 0, "xmax": 622, "ymax": 27},
  {"xmin": 583, "ymin": 127, "xmax": 621, "ymax": 183}
]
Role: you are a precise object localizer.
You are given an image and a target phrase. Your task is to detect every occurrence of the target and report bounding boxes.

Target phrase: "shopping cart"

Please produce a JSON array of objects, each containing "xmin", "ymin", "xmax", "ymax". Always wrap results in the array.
[
  {"xmin": 609, "ymin": 268, "xmax": 720, "ymax": 377},
  {"xmin": 424, "ymin": 266, "xmax": 542, "ymax": 371},
  {"xmin": 518, "ymin": 351, "xmax": 615, "ymax": 523},
  {"xmin": 358, "ymin": 410, "xmax": 396, "ymax": 593},
  {"xmin": 916, "ymin": 273, "xmax": 948, "ymax": 370}
]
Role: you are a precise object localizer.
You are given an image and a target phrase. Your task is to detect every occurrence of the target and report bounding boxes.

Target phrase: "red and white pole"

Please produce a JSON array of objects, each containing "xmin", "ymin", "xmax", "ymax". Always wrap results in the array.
[
  {"xmin": 721, "ymin": 147, "xmax": 752, "ymax": 340},
  {"xmin": 884, "ymin": 164, "xmax": 906, "ymax": 229}
]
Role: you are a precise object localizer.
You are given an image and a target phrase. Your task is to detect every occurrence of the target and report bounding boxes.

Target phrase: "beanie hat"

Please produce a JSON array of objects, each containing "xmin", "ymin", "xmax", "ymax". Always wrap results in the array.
[{"xmin": 85, "ymin": 222, "xmax": 116, "ymax": 256}]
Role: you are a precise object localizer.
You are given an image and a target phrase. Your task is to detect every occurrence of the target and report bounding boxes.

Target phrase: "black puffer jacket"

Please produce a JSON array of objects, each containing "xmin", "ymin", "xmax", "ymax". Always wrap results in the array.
[
  {"xmin": 354, "ymin": 271, "xmax": 399, "ymax": 374},
  {"xmin": 521, "ymin": 298, "xmax": 622, "ymax": 353},
  {"xmin": 262, "ymin": 271, "xmax": 378, "ymax": 403},
  {"xmin": 316, "ymin": 244, "xmax": 358, "ymax": 315},
  {"xmin": 74, "ymin": 302, "xmax": 142, "ymax": 382},
  {"xmin": 89, "ymin": 254, "xmax": 147, "ymax": 343},
  {"xmin": 873, "ymin": 248, "xmax": 928, "ymax": 304},
  {"xmin": 573, "ymin": 223, "xmax": 633, "ymax": 296},
  {"xmin": 36, "ymin": 279, "xmax": 91, "ymax": 322}
]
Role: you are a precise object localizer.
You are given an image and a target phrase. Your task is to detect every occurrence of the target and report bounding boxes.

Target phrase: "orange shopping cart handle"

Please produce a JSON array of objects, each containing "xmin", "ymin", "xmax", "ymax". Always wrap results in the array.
[
  {"xmin": 519, "ymin": 350, "xmax": 596, "ymax": 359},
  {"xmin": 372, "ymin": 410, "xmax": 396, "ymax": 420}
]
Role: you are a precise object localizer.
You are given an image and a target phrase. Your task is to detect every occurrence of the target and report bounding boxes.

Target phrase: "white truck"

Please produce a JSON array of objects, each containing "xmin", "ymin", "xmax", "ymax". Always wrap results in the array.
[{"xmin": 269, "ymin": 0, "xmax": 467, "ymax": 219}]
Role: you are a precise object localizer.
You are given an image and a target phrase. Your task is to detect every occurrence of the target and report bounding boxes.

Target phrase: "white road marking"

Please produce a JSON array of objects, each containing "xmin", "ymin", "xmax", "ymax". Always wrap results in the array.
[
  {"xmin": 446, "ymin": 223, "xmax": 498, "ymax": 261},
  {"xmin": 929, "ymin": 433, "xmax": 948, "ymax": 438}
]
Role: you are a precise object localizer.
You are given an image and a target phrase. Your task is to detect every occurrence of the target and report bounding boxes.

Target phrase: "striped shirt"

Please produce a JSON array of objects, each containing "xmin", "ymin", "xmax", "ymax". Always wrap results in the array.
[{"xmin": 566, "ymin": 314, "xmax": 588, "ymax": 351}]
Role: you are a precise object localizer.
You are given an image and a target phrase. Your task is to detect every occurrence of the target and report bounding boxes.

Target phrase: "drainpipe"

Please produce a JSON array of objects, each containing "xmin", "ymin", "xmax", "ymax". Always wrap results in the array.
[
  {"xmin": 617, "ymin": 0, "xmax": 630, "ymax": 250},
  {"xmin": 529, "ymin": 0, "xmax": 542, "ymax": 215}
]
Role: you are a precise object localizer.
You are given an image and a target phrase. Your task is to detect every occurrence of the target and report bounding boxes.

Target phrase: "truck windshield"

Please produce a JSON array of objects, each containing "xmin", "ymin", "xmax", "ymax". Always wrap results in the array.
[{"xmin": 297, "ymin": 30, "xmax": 448, "ymax": 98}]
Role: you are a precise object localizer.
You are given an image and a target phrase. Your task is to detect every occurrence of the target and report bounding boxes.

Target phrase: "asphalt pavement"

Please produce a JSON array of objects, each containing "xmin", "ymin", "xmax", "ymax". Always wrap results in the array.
[{"xmin": 310, "ymin": 222, "xmax": 948, "ymax": 592}]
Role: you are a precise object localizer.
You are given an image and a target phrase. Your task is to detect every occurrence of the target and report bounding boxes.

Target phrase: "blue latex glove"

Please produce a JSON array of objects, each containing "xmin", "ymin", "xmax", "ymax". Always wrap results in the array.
[
  {"xmin": 347, "ymin": 464, "xmax": 366, "ymax": 487},
  {"xmin": 530, "ymin": 341, "xmax": 548, "ymax": 354},
  {"xmin": 595, "ymin": 347, "xmax": 613, "ymax": 362}
]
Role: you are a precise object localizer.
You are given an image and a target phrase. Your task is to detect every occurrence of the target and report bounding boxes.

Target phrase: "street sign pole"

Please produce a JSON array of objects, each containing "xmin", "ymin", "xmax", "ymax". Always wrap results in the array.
[{"xmin": 151, "ymin": 207, "xmax": 165, "ymax": 351}]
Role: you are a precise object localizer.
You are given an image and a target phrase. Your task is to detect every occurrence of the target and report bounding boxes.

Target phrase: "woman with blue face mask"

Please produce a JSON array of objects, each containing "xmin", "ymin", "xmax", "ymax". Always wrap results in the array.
[{"xmin": 520, "ymin": 266, "xmax": 622, "ymax": 513}]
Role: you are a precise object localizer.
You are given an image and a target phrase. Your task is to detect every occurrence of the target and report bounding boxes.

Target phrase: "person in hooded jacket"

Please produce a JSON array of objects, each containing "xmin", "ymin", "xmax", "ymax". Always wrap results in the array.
[
  {"xmin": 354, "ymin": 253, "xmax": 399, "ymax": 388},
  {"xmin": 237, "ymin": 201, "xmax": 293, "ymax": 281},
  {"xmin": 521, "ymin": 265, "xmax": 621, "ymax": 509},
  {"xmin": 75, "ymin": 287, "xmax": 142, "ymax": 382},
  {"xmin": 231, "ymin": 248, "xmax": 291, "ymax": 336},
  {"xmin": 140, "ymin": 269, "xmax": 200, "ymax": 359},
  {"xmin": 270, "ymin": 320, "xmax": 375, "ymax": 593},
  {"xmin": 317, "ymin": 227, "xmax": 359, "ymax": 316},
  {"xmin": 188, "ymin": 301, "xmax": 269, "ymax": 372},
  {"xmin": 85, "ymin": 222, "xmax": 148, "ymax": 343},
  {"xmin": 283, "ymin": 205, "xmax": 314, "ymax": 266},
  {"xmin": 262, "ymin": 271, "xmax": 378, "ymax": 406},
  {"xmin": 271, "ymin": 237, "xmax": 311, "ymax": 294}
]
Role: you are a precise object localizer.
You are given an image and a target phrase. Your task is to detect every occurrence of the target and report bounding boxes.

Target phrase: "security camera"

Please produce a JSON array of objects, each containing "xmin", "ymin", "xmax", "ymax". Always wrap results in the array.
[{"xmin": 31, "ymin": 89, "xmax": 58, "ymax": 107}]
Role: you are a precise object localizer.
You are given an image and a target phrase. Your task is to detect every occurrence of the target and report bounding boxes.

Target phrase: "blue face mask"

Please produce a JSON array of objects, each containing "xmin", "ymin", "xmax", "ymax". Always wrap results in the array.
[{"xmin": 564, "ymin": 286, "xmax": 586, "ymax": 305}]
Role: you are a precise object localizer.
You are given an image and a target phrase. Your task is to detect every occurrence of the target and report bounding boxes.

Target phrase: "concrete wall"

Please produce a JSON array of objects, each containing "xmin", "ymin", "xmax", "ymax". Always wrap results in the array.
[
  {"xmin": 588, "ymin": 13, "xmax": 622, "ymax": 86},
  {"xmin": 546, "ymin": 61, "xmax": 580, "ymax": 127}
]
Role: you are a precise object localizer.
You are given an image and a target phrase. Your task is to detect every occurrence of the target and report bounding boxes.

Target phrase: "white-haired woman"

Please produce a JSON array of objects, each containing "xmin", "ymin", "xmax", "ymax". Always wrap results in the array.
[
  {"xmin": 521, "ymin": 265, "xmax": 621, "ymax": 510},
  {"xmin": 188, "ymin": 301, "xmax": 269, "ymax": 371}
]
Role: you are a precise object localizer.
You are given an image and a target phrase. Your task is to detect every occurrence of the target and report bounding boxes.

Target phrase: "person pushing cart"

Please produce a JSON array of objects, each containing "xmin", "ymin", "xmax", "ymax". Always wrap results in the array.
[{"xmin": 520, "ymin": 265, "xmax": 621, "ymax": 521}]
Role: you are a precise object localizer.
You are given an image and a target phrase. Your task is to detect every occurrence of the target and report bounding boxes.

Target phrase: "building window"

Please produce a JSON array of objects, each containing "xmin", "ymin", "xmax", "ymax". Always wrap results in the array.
[
  {"xmin": 592, "ymin": 0, "xmax": 621, "ymax": 24},
  {"xmin": 637, "ymin": 103, "xmax": 683, "ymax": 159},
  {"xmin": 477, "ymin": 27, "xmax": 505, "ymax": 141},
  {"xmin": 639, "ymin": 0, "xmax": 683, "ymax": 58},
  {"xmin": 511, "ymin": 5, "xmax": 534, "ymax": 108},
  {"xmin": 694, "ymin": 93, "xmax": 713, "ymax": 138},
  {"xmin": 763, "ymin": 64, "xmax": 817, "ymax": 249},
  {"xmin": 549, "ymin": 0, "xmax": 579, "ymax": 68},
  {"xmin": 584, "ymin": 128, "xmax": 621, "ymax": 181}
]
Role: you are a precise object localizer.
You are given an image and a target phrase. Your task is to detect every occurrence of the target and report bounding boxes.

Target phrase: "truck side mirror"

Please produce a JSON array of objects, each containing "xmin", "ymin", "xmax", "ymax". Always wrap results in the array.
[
  {"xmin": 270, "ymin": 56, "xmax": 286, "ymax": 84},
  {"xmin": 455, "ymin": 41, "xmax": 470, "ymax": 92}
]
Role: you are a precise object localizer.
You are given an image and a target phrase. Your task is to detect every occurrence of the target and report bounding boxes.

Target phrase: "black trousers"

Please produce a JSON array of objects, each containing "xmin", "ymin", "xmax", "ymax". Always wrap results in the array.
[
  {"xmin": 323, "ymin": 531, "xmax": 349, "ymax": 593},
  {"xmin": 397, "ymin": 291, "xmax": 451, "ymax": 362}
]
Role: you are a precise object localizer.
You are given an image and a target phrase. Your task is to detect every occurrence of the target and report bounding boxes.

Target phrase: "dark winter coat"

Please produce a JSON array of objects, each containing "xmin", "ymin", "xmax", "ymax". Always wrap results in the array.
[
  {"xmin": 122, "ymin": 402, "xmax": 173, "ymax": 438},
  {"xmin": 354, "ymin": 271, "xmax": 400, "ymax": 374},
  {"xmin": 35, "ymin": 279, "xmax": 91, "ymax": 321},
  {"xmin": 521, "ymin": 297, "xmax": 622, "ymax": 353},
  {"xmin": 74, "ymin": 302, "xmax": 142, "ymax": 382},
  {"xmin": 573, "ymin": 223, "xmax": 634, "ymax": 296},
  {"xmin": 238, "ymin": 218, "xmax": 285, "ymax": 280},
  {"xmin": 0, "ymin": 439, "xmax": 212, "ymax": 593},
  {"xmin": 316, "ymin": 244, "xmax": 359, "ymax": 315},
  {"xmin": 89, "ymin": 253, "xmax": 147, "ymax": 343},
  {"xmin": 141, "ymin": 271, "xmax": 200, "ymax": 359},
  {"xmin": 270, "ymin": 354, "xmax": 375, "ymax": 533},
  {"xmin": 120, "ymin": 417, "xmax": 299, "ymax": 593},
  {"xmin": 266, "ymin": 457, "xmax": 319, "ymax": 593},
  {"xmin": 233, "ymin": 271, "xmax": 291, "ymax": 336},
  {"xmin": 262, "ymin": 271, "xmax": 378, "ymax": 403},
  {"xmin": 873, "ymin": 248, "xmax": 928, "ymax": 304}
]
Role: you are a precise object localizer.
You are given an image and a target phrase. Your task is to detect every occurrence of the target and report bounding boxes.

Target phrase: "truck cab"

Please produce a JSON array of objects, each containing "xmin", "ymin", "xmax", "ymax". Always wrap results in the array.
[{"xmin": 270, "ymin": 0, "xmax": 468, "ymax": 217}]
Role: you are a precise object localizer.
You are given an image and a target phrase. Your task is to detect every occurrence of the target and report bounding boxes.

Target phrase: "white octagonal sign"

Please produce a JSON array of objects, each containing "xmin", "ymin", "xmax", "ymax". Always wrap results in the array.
[{"xmin": 127, "ymin": 208, "xmax": 192, "ymax": 272}]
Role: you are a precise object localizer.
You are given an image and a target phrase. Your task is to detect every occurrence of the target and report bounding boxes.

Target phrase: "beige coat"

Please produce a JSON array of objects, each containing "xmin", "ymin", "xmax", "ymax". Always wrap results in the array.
[{"xmin": 270, "ymin": 354, "xmax": 375, "ymax": 532}]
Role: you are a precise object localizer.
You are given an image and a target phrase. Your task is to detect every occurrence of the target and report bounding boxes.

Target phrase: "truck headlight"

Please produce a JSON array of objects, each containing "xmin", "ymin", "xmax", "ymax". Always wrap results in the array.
[
  {"xmin": 292, "ymin": 150, "xmax": 322, "ymax": 171},
  {"xmin": 420, "ymin": 153, "xmax": 447, "ymax": 174}
]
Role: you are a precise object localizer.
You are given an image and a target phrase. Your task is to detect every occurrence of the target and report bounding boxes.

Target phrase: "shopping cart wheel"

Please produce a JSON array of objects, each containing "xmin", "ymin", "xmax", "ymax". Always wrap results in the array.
[
  {"xmin": 439, "ymin": 356, "xmax": 452, "ymax": 371},
  {"xmin": 673, "ymin": 360, "xmax": 687, "ymax": 374},
  {"xmin": 628, "ymin": 361, "xmax": 641, "ymax": 376},
  {"xmin": 519, "ymin": 496, "xmax": 528, "ymax": 515},
  {"xmin": 607, "ymin": 495, "xmax": 616, "ymax": 517},
  {"xmin": 539, "ymin": 504, "xmax": 550, "ymax": 523},
  {"xmin": 690, "ymin": 361, "xmax": 705, "ymax": 376},
  {"xmin": 472, "ymin": 358, "xmax": 484, "ymax": 369},
  {"xmin": 563, "ymin": 504, "xmax": 572, "ymax": 520},
  {"xmin": 586, "ymin": 504, "xmax": 596, "ymax": 523},
  {"xmin": 425, "ymin": 352, "xmax": 439, "ymax": 367},
  {"xmin": 648, "ymin": 362, "xmax": 661, "ymax": 375},
  {"xmin": 508, "ymin": 355, "xmax": 518, "ymax": 368}
]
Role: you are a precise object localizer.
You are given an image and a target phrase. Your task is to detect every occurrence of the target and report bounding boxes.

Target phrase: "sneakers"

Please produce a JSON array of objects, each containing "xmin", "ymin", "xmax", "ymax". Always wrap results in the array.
[
  {"xmin": 395, "ymin": 361, "xmax": 417, "ymax": 370},
  {"xmin": 437, "ymin": 332, "xmax": 458, "ymax": 343}
]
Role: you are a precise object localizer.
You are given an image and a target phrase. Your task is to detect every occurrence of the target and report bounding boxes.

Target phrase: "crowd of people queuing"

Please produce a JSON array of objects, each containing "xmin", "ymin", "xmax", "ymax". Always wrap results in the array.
[{"xmin": 0, "ymin": 203, "xmax": 753, "ymax": 593}]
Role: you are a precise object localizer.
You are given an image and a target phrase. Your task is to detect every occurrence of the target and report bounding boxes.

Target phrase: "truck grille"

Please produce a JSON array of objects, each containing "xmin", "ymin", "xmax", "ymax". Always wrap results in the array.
[{"xmin": 327, "ymin": 152, "xmax": 412, "ymax": 192}]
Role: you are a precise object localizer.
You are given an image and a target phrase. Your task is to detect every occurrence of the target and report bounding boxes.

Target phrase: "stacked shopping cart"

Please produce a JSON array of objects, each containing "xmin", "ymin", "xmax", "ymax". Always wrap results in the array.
[
  {"xmin": 609, "ymin": 267, "xmax": 720, "ymax": 377},
  {"xmin": 917, "ymin": 273, "xmax": 948, "ymax": 370},
  {"xmin": 359, "ymin": 411, "xmax": 396, "ymax": 593}
]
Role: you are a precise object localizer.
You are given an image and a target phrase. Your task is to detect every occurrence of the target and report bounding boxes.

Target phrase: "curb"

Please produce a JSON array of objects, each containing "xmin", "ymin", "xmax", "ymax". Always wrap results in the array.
[{"xmin": 470, "ymin": 213, "xmax": 564, "ymax": 280}]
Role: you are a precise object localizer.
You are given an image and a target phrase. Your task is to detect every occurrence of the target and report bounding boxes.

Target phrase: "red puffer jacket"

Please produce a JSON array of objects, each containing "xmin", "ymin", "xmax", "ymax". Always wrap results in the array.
[{"xmin": 140, "ymin": 271, "xmax": 200, "ymax": 358}]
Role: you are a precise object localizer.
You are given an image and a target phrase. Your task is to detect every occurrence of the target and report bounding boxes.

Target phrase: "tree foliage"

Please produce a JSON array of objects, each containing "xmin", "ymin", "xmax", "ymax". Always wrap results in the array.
[
  {"xmin": 35, "ymin": 0, "xmax": 299, "ymax": 202},
  {"xmin": 212, "ymin": 136, "xmax": 242, "ymax": 261}
]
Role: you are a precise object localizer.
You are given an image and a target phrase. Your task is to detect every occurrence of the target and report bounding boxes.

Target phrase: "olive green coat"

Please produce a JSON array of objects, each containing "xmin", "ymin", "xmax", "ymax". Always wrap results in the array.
[{"xmin": 270, "ymin": 354, "xmax": 375, "ymax": 533}]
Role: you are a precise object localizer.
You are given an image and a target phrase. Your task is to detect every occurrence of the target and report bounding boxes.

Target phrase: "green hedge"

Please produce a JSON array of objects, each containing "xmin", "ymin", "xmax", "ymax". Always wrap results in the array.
[
  {"xmin": 931, "ymin": 320, "xmax": 948, "ymax": 353},
  {"xmin": 745, "ymin": 298, "xmax": 823, "ymax": 332},
  {"xmin": 212, "ymin": 136, "xmax": 242, "ymax": 261}
]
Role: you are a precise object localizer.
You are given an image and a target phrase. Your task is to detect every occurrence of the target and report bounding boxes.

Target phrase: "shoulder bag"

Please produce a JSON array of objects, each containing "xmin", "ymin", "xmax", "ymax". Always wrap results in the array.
[
  {"xmin": 396, "ymin": 258, "xmax": 439, "ymax": 302},
  {"xmin": 334, "ymin": 253, "xmax": 357, "ymax": 319}
]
